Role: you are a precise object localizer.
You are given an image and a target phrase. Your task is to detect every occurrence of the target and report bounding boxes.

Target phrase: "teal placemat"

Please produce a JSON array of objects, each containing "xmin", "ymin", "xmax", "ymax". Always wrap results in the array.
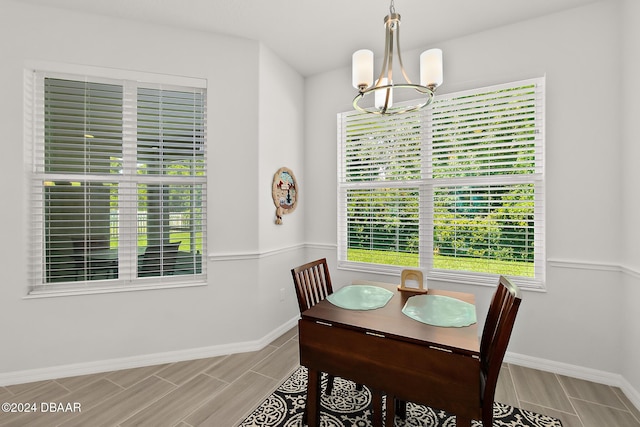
[
  {"xmin": 327, "ymin": 285, "xmax": 394, "ymax": 310},
  {"xmin": 402, "ymin": 294, "xmax": 477, "ymax": 327}
]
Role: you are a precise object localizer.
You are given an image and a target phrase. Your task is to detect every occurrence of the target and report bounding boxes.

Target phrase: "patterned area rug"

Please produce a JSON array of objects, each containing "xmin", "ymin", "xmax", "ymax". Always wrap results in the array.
[{"xmin": 239, "ymin": 366, "xmax": 563, "ymax": 427}]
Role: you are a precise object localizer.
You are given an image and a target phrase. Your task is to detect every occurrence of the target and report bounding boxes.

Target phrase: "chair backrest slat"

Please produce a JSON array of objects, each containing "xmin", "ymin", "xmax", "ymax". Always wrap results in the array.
[
  {"xmin": 480, "ymin": 276, "xmax": 522, "ymax": 409},
  {"xmin": 291, "ymin": 258, "xmax": 333, "ymax": 313}
]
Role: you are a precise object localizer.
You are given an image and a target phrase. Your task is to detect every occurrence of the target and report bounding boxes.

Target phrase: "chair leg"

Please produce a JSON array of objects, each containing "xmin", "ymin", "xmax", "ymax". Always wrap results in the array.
[
  {"xmin": 482, "ymin": 402, "xmax": 494, "ymax": 427},
  {"xmin": 325, "ymin": 373, "xmax": 334, "ymax": 395},
  {"xmin": 385, "ymin": 395, "xmax": 396, "ymax": 427},
  {"xmin": 306, "ymin": 368, "xmax": 321, "ymax": 427},
  {"xmin": 482, "ymin": 413, "xmax": 493, "ymax": 427},
  {"xmin": 395, "ymin": 399, "xmax": 407, "ymax": 419},
  {"xmin": 371, "ymin": 390, "xmax": 383, "ymax": 427}
]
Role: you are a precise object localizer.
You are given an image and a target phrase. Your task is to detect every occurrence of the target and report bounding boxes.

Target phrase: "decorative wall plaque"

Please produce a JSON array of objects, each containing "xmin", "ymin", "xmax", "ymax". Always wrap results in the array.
[{"xmin": 272, "ymin": 167, "xmax": 298, "ymax": 224}]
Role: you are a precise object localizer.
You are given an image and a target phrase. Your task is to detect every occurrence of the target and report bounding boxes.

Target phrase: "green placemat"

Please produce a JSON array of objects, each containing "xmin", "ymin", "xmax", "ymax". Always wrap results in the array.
[
  {"xmin": 402, "ymin": 294, "xmax": 477, "ymax": 327},
  {"xmin": 327, "ymin": 285, "xmax": 394, "ymax": 310}
]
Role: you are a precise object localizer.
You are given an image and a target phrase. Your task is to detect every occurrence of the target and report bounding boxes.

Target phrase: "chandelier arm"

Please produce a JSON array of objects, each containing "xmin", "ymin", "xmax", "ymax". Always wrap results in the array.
[
  {"xmin": 375, "ymin": 17, "xmax": 392, "ymax": 90},
  {"xmin": 382, "ymin": 18, "xmax": 395, "ymax": 112},
  {"xmin": 394, "ymin": 17, "xmax": 413, "ymax": 84},
  {"xmin": 375, "ymin": 14, "xmax": 399, "ymax": 112},
  {"xmin": 387, "ymin": 17, "xmax": 394, "ymax": 85}
]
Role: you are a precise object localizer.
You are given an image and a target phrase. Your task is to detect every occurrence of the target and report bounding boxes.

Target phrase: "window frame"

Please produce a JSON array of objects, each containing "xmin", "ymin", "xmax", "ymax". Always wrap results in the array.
[
  {"xmin": 337, "ymin": 77, "xmax": 545, "ymax": 290},
  {"xmin": 24, "ymin": 63, "xmax": 208, "ymax": 296}
]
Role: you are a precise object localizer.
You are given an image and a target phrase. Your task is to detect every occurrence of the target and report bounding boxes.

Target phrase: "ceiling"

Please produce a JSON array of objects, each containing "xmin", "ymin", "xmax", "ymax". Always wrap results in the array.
[{"xmin": 17, "ymin": 0, "xmax": 602, "ymax": 77}]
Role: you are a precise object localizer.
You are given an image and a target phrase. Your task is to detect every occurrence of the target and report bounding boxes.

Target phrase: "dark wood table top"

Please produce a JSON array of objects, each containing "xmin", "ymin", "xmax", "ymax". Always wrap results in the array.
[{"xmin": 301, "ymin": 280, "xmax": 479, "ymax": 357}]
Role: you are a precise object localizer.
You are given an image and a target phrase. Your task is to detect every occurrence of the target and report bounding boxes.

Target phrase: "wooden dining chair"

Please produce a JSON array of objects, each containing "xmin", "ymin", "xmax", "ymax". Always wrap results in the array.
[
  {"xmin": 389, "ymin": 275, "xmax": 522, "ymax": 427},
  {"xmin": 477, "ymin": 275, "xmax": 522, "ymax": 426},
  {"xmin": 292, "ymin": 258, "xmax": 380, "ymax": 426},
  {"xmin": 291, "ymin": 258, "xmax": 334, "ymax": 313},
  {"xmin": 291, "ymin": 258, "xmax": 338, "ymax": 394}
]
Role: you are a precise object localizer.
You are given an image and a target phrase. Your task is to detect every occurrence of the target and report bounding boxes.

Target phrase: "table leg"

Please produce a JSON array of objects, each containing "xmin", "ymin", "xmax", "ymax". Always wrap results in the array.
[
  {"xmin": 306, "ymin": 368, "xmax": 321, "ymax": 427},
  {"xmin": 456, "ymin": 415, "xmax": 471, "ymax": 427},
  {"xmin": 371, "ymin": 390, "xmax": 383, "ymax": 427},
  {"xmin": 396, "ymin": 399, "xmax": 406, "ymax": 419},
  {"xmin": 385, "ymin": 395, "xmax": 396, "ymax": 427}
]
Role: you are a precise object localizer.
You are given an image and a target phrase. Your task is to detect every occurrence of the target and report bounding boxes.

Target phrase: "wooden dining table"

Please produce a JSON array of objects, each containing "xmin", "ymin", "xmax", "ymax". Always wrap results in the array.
[{"xmin": 298, "ymin": 280, "xmax": 481, "ymax": 427}]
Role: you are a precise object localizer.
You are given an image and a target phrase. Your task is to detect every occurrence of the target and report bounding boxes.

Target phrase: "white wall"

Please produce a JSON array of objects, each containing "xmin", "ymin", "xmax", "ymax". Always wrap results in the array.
[
  {"xmin": 256, "ymin": 45, "xmax": 307, "ymax": 332},
  {"xmin": 621, "ymin": 0, "xmax": 640, "ymax": 395},
  {"xmin": 258, "ymin": 45, "xmax": 305, "ymax": 252},
  {"xmin": 1, "ymin": 0, "xmax": 638, "ymax": 405},
  {"xmin": 305, "ymin": 0, "xmax": 639, "ymax": 398},
  {"xmin": 0, "ymin": 1, "xmax": 303, "ymax": 380}
]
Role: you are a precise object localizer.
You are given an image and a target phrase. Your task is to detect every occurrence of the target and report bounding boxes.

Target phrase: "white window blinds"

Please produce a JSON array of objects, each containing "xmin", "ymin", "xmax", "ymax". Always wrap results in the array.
[
  {"xmin": 338, "ymin": 77, "xmax": 545, "ymax": 288},
  {"xmin": 26, "ymin": 70, "xmax": 207, "ymax": 293},
  {"xmin": 338, "ymin": 111, "xmax": 426, "ymax": 271}
]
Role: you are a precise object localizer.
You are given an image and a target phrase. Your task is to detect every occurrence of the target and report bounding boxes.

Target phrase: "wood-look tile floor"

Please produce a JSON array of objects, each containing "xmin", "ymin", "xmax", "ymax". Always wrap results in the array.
[{"xmin": 1, "ymin": 327, "xmax": 638, "ymax": 426}]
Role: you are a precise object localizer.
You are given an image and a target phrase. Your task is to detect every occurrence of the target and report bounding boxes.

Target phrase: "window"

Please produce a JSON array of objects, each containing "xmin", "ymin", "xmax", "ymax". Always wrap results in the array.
[
  {"xmin": 338, "ymin": 78, "xmax": 544, "ymax": 289},
  {"xmin": 26, "ymin": 68, "xmax": 207, "ymax": 294}
]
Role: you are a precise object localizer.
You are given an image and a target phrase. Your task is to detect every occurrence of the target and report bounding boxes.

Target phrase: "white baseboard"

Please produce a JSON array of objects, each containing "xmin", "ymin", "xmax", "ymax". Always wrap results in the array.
[
  {"xmin": 0, "ymin": 316, "xmax": 300, "ymax": 387},
  {"xmin": 505, "ymin": 352, "xmax": 640, "ymax": 410},
  {"xmin": 621, "ymin": 377, "xmax": 640, "ymax": 413}
]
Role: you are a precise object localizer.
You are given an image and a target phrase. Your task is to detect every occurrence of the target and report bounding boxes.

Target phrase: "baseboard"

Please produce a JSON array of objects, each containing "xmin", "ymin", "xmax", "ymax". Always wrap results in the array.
[
  {"xmin": 0, "ymin": 315, "xmax": 300, "ymax": 387},
  {"xmin": 505, "ymin": 352, "xmax": 640, "ymax": 410},
  {"xmin": 620, "ymin": 377, "xmax": 640, "ymax": 413}
]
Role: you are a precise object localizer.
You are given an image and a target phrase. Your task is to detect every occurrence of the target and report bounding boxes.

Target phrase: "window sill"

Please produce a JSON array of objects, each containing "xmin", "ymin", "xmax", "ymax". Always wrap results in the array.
[
  {"xmin": 338, "ymin": 261, "xmax": 545, "ymax": 292},
  {"xmin": 25, "ymin": 278, "xmax": 207, "ymax": 299}
]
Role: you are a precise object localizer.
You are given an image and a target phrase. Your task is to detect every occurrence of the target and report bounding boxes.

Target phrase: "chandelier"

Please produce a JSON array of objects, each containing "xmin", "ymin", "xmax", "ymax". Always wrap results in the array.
[{"xmin": 352, "ymin": 0, "xmax": 443, "ymax": 115}]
